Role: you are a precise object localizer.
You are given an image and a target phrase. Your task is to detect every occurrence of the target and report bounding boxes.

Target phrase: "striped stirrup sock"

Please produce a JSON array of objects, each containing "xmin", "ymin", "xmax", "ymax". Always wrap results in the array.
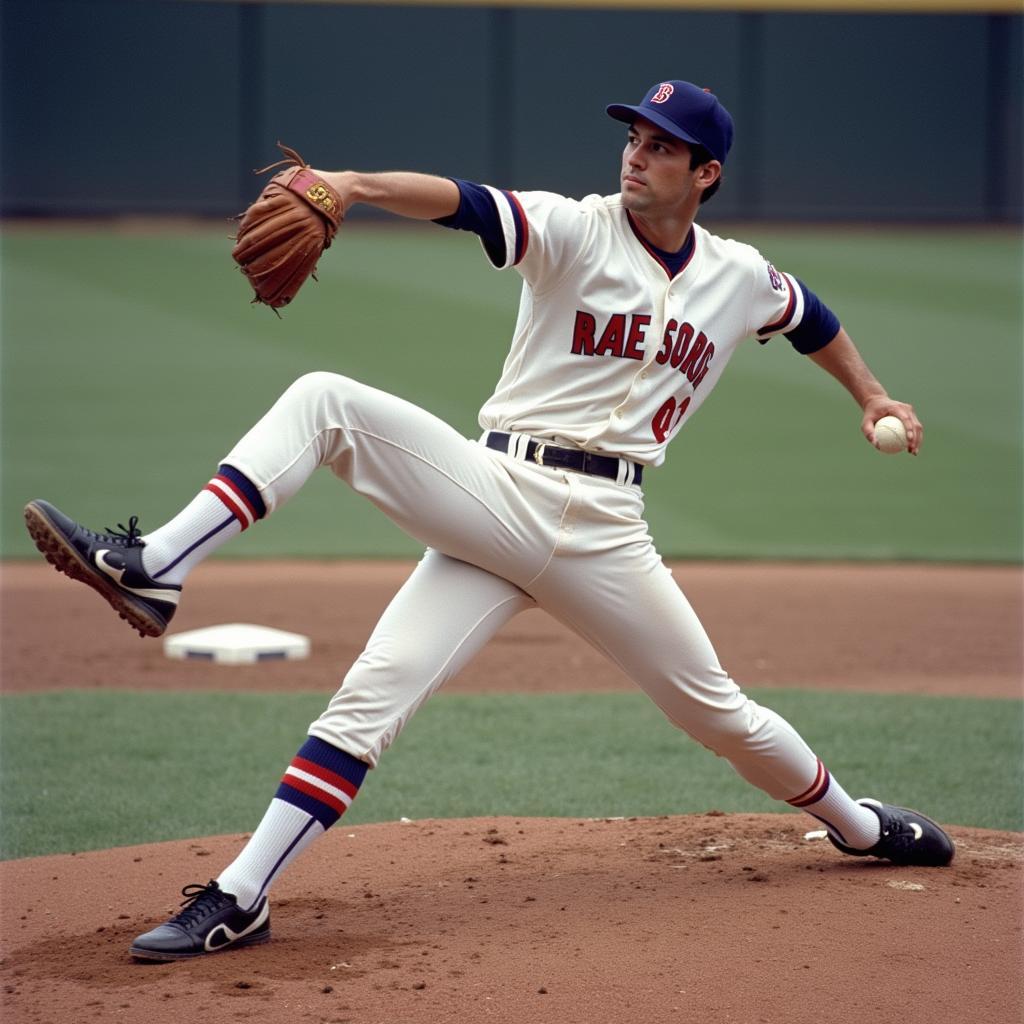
[
  {"xmin": 217, "ymin": 737, "xmax": 369, "ymax": 912},
  {"xmin": 140, "ymin": 464, "xmax": 266, "ymax": 586},
  {"xmin": 203, "ymin": 465, "xmax": 266, "ymax": 531},
  {"xmin": 275, "ymin": 736, "xmax": 367, "ymax": 827},
  {"xmin": 787, "ymin": 759, "xmax": 881, "ymax": 850}
]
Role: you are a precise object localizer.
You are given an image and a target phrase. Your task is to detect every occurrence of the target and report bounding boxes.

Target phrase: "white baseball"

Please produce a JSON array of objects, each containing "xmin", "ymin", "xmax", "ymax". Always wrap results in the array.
[{"xmin": 873, "ymin": 415, "xmax": 908, "ymax": 454}]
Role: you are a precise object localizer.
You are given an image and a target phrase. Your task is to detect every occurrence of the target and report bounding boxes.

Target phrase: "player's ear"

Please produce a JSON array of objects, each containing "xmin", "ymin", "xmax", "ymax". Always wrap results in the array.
[{"xmin": 696, "ymin": 159, "xmax": 722, "ymax": 192}]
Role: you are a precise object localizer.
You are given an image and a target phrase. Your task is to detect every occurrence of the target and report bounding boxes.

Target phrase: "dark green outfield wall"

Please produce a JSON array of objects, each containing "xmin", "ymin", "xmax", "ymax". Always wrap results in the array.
[{"xmin": 2, "ymin": 2, "xmax": 1021, "ymax": 221}]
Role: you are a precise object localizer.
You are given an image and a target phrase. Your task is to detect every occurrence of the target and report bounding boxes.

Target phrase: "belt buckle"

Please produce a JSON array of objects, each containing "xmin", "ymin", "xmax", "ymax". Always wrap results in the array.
[{"xmin": 533, "ymin": 443, "xmax": 546, "ymax": 466}]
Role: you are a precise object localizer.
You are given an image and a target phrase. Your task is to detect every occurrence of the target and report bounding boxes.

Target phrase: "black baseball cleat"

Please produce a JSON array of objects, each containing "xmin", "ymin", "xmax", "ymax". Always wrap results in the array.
[
  {"xmin": 23, "ymin": 499, "xmax": 180, "ymax": 638},
  {"xmin": 130, "ymin": 881, "xmax": 270, "ymax": 961},
  {"xmin": 829, "ymin": 798, "xmax": 955, "ymax": 867}
]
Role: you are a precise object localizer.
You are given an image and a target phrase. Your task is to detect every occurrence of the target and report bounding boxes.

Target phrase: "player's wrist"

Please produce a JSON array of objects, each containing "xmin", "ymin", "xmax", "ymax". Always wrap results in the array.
[
  {"xmin": 315, "ymin": 170, "xmax": 362, "ymax": 209},
  {"xmin": 859, "ymin": 392, "xmax": 891, "ymax": 413}
]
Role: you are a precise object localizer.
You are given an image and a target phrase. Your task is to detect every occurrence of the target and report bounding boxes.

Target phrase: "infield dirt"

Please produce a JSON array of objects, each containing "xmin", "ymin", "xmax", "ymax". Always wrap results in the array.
[{"xmin": 1, "ymin": 560, "xmax": 1022, "ymax": 1024}]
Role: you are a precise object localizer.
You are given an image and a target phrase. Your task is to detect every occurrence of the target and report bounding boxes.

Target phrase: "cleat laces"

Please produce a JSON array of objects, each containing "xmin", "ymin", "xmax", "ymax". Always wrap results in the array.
[
  {"xmin": 97, "ymin": 515, "xmax": 143, "ymax": 546},
  {"xmin": 169, "ymin": 881, "xmax": 232, "ymax": 928}
]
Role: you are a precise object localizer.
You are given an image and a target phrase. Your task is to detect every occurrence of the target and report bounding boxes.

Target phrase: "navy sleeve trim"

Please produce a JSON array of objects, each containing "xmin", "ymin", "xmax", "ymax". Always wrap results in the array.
[
  {"xmin": 784, "ymin": 279, "xmax": 841, "ymax": 354},
  {"xmin": 432, "ymin": 178, "xmax": 508, "ymax": 266}
]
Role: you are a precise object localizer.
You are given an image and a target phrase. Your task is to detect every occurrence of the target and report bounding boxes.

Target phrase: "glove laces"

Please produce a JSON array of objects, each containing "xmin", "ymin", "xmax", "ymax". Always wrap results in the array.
[{"xmin": 253, "ymin": 141, "xmax": 307, "ymax": 175}]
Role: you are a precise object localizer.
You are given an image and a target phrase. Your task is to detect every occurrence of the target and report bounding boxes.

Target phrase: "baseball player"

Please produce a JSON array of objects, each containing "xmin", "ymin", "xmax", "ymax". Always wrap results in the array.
[{"xmin": 24, "ymin": 80, "xmax": 953, "ymax": 962}]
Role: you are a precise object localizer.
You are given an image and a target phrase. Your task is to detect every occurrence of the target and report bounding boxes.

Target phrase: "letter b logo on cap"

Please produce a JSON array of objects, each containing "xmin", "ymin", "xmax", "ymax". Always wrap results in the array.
[{"xmin": 651, "ymin": 83, "xmax": 674, "ymax": 104}]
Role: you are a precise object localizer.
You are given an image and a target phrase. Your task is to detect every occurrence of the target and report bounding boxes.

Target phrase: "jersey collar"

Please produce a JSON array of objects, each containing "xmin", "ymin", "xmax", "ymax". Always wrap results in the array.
[{"xmin": 625, "ymin": 212, "xmax": 697, "ymax": 280}]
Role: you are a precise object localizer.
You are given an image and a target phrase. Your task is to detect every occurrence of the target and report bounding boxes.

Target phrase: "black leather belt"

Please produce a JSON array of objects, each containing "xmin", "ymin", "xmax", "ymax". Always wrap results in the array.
[{"xmin": 485, "ymin": 431, "xmax": 642, "ymax": 485}]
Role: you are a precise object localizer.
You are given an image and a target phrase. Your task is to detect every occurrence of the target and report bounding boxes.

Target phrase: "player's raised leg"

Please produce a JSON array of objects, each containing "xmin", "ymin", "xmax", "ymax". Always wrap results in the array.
[
  {"xmin": 129, "ymin": 550, "xmax": 533, "ymax": 960},
  {"xmin": 25, "ymin": 371, "xmax": 566, "ymax": 637},
  {"xmin": 218, "ymin": 371, "xmax": 569, "ymax": 584}
]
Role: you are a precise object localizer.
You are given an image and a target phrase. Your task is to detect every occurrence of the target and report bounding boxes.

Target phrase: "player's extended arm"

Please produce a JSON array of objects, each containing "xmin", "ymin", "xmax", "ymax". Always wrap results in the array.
[
  {"xmin": 808, "ymin": 327, "xmax": 923, "ymax": 455},
  {"xmin": 311, "ymin": 170, "xmax": 460, "ymax": 221}
]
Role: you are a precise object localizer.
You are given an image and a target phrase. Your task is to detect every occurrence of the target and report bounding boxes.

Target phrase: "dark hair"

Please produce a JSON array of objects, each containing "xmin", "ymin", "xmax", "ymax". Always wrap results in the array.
[{"xmin": 689, "ymin": 144, "xmax": 722, "ymax": 204}]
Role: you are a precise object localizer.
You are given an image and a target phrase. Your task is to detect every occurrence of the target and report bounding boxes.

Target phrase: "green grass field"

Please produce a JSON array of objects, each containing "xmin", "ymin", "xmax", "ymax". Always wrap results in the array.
[
  {"xmin": 2, "ymin": 223, "xmax": 1021, "ymax": 561},
  {"xmin": 1, "ymin": 688, "xmax": 1019, "ymax": 860},
  {"xmin": 1, "ymin": 223, "xmax": 1020, "ymax": 863}
]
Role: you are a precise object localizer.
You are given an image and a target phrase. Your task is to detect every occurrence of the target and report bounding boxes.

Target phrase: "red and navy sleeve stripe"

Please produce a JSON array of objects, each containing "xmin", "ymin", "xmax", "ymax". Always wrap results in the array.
[
  {"xmin": 433, "ymin": 178, "xmax": 526, "ymax": 268},
  {"xmin": 503, "ymin": 189, "xmax": 528, "ymax": 265},
  {"xmin": 783, "ymin": 279, "xmax": 841, "ymax": 354},
  {"xmin": 757, "ymin": 272, "xmax": 800, "ymax": 338},
  {"xmin": 757, "ymin": 278, "xmax": 839, "ymax": 353}
]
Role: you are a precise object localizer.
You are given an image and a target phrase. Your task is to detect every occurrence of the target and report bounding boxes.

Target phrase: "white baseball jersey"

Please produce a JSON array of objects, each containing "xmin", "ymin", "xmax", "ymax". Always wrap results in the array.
[
  {"xmin": 221, "ymin": 178, "xmax": 836, "ymax": 807},
  {"xmin": 475, "ymin": 188, "xmax": 806, "ymax": 466}
]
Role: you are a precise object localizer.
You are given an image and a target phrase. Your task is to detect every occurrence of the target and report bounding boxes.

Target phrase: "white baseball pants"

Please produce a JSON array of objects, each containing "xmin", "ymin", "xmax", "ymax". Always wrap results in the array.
[{"xmin": 224, "ymin": 372, "xmax": 821, "ymax": 799}]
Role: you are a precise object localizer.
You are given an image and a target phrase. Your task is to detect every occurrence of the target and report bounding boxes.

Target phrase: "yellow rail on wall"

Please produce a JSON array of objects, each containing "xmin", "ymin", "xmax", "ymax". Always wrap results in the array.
[{"xmin": 211, "ymin": 0, "xmax": 1024, "ymax": 14}]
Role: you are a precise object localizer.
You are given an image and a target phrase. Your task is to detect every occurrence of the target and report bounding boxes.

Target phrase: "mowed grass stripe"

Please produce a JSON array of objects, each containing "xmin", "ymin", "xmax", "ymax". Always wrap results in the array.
[
  {"xmin": 1, "ymin": 689, "xmax": 1019, "ymax": 859},
  {"xmin": 2, "ymin": 225, "xmax": 1020, "ymax": 561}
]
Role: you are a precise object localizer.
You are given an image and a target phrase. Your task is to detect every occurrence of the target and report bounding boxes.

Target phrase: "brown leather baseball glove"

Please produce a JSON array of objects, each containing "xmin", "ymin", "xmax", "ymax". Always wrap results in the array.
[{"xmin": 231, "ymin": 143, "xmax": 344, "ymax": 312}]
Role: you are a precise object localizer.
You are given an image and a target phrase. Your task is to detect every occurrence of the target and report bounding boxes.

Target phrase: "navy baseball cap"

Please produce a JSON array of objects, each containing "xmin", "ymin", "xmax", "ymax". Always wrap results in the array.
[{"xmin": 606, "ymin": 81, "xmax": 734, "ymax": 164}]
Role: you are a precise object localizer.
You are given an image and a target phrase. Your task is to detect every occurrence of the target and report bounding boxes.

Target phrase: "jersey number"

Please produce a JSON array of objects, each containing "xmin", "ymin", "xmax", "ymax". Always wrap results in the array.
[{"xmin": 651, "ymin": 395, "xmax": 691, "ymax": 443}]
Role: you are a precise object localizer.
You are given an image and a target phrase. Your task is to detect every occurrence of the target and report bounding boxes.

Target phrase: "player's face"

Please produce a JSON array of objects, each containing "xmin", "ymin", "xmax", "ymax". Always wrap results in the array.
[{"xmin": 620, "ymin": 119, "xmax": 716, "ymax": 220}]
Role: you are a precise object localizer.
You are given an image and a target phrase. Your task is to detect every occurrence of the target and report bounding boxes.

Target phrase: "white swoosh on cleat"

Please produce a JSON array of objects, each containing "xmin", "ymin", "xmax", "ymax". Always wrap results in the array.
[
  {"xmin": 204, "ymin": 901, "xmax": 270, "ymax": 951},
  {"xmin": 909, "ymin": 823, "xmax": 923, "ymax": 840},
  {"xmin": 95, "ymin": 550, "xmax": 180, "ymax": 605},
  {"xmin": 95, "ymin": 550, "xmax": 127, "ymax": 584}
]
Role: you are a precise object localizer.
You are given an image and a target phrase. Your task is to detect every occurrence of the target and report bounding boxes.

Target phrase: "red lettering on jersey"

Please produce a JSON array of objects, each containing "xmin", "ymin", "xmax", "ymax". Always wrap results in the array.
[
  {"xmin": 595, "ymin": 314, "xmax": 627, "ymax": 358},
  {"xmin": 684, "ymin": 346, "xmax": 716, "ymax": 389},
  {"xmin": 669, "ymin": 322, "xmax": 694, "ymax": 369},
  {"xmin": 679, "ymin": 331, "xmax": 708, "ymax": 378},
  {"xmin": 689, "ymin": 342, "xmax": 716, "ymax": 389},
  {"xmin": 651, "ymin": 398, "xmax": 675, "ymax": 443},
  {"xmin": 651, "ymin": 394, "xmax": 691, "ymax": 443},
  {"xmin": 570, "ymin": 311, "xmax": 653, "ymax": 362},
  {"xmin": 623, "ymin": 314, "xmax": 650, "ymax": 360},
  {"xmin": 571, "ymin": 310, "xmax": 597, "ymax": 355},
  {"xmin": 673, "ymin": 396, "xmax": 691, "ymax": 430},
  {"xmin": 656, "ymin": 319, "xmax": 677, "ymax": 364}
]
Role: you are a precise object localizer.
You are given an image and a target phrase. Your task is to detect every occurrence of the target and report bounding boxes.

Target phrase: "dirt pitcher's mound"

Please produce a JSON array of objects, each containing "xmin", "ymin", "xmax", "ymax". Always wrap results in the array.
[{"xmin": 2, "ymin": 814, "xmax": 1021, "ymax": 1024}]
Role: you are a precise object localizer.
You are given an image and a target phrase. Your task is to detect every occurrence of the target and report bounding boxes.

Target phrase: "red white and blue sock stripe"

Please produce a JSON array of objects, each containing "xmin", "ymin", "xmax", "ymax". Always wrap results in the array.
[
  {"xmin": 147, "ymin": 464, "xmax": 268, "ymax": 582},
  {"xmin": 276, "ymin": 736, "xmax": 368, "ymax": 830},
  {"xmin": 204, "ymin": 463, "xmax": 266, "ymax": 530}
]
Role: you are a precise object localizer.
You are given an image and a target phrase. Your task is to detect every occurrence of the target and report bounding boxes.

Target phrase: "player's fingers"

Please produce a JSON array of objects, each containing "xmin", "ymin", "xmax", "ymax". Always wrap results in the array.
[
  {"xmin": 908, "ymin": 417, "xmax": 923, "ymax": 455},
  {"xmin": 896, "ymin": 407, "xmax": 923, "ymax": 456},
  {"xmin": 861, "ymin": 412, "xmax": 879, "ymax": 447}
]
